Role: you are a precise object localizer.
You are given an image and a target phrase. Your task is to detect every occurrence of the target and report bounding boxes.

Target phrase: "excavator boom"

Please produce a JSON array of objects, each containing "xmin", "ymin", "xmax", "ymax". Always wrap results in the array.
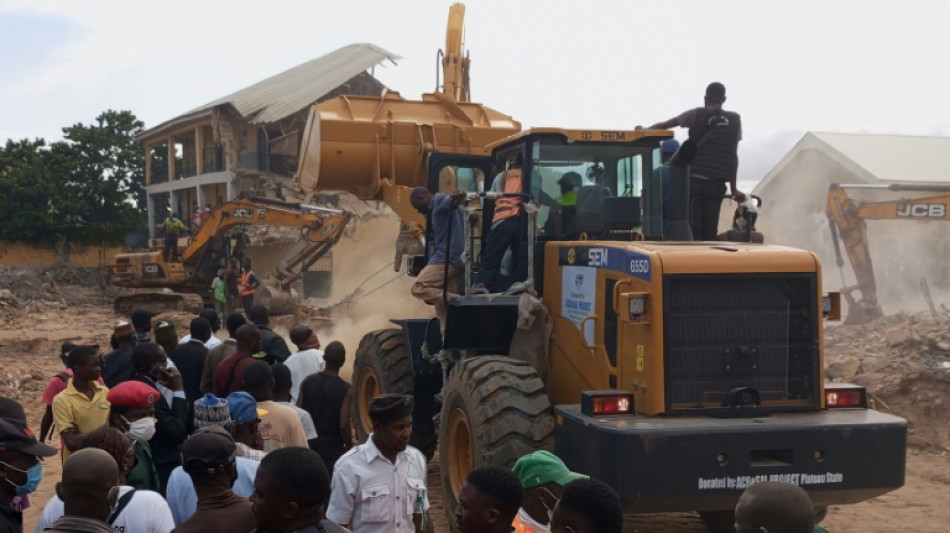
[{"xmin": 826, "ymin": 182, "xmax": 950, "ymax": 323}]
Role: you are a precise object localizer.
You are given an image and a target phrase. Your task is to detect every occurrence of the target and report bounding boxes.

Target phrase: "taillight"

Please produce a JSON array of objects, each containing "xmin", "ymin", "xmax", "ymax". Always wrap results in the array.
[
  {"xmin": 825, "ymin": 386, "xmax": 867, "ymax": 408},
  {"xmin": 581, "ymin": 391, "xmax": 634, "ymax": 416}
]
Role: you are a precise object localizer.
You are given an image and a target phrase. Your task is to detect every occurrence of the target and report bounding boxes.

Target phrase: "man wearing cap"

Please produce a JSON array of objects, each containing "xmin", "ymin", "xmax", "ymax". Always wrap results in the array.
[
  {"xmin": 225, "ymin": 391, "xmax": 267, "ymax": 461},
  {"xmin": 106, "ymin": 380, "xmax": 161, "ymax": 492},
  {"xmin": 640, "ymin": 82, "xmax": 744, "ymax": 240},
  {"xmin": 102, "ymin": 321, "xmax": 136, "ymax": 388},
  {"xmin": 52, "ymin": 346, "xmax": 110, "ymax": 460},
  {"xmin": 165, "ymin": 394, "xmax": 261, "ymax": 525},
  {"xmin": 171, "ymin": 426, "xmax": 255, "ymax": 533},
  {"xmin": 408, "ymin": 187, "xmax": 466, "ymax": 335},
  {"xmin": 511, "ymin": 450, "xmax": 587, "ymax": 533},
  {"xmin": 327, "ymin": 393, "xmax": 431, "ymax": 533},
  {"xmin": 0, "ymin": 413, "xmax": 57, "ymax": 533}
]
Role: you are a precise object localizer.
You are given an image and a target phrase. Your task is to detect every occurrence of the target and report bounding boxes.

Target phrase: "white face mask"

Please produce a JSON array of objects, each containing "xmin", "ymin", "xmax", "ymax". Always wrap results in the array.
[{"xmin": 124, "ymin": 416, "xmax": 157, "ymax": 442}]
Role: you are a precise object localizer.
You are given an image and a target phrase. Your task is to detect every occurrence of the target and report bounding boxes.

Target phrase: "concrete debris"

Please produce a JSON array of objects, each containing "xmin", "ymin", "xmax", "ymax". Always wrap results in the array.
[{"xmin": 826, "ymin": 357, "xmax": 861, "ymax": 380}]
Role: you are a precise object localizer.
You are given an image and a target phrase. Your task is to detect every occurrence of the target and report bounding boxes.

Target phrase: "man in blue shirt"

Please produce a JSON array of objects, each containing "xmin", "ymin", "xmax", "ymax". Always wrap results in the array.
[{"xmin": 409, "ymin": 187, "xmax": 466, "ymax": 335}]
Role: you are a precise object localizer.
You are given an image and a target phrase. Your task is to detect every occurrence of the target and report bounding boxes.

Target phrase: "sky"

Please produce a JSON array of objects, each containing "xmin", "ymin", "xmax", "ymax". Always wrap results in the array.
[{"xmin": 2, "ymin": 0, "xmax": 950, "ymax": 190}]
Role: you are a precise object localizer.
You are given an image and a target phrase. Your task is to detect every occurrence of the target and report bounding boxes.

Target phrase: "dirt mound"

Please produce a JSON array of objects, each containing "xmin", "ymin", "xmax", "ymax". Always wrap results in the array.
[{"xmin": 825, "ymin": 313, "xmax": 950, "ymax": 451}]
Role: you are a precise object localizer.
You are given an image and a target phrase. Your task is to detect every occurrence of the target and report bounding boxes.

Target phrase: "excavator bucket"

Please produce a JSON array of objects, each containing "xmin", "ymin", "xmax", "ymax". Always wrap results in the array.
[{"xmin": 256, "ymin": 282, "xmax": 298, "ymax": 315}]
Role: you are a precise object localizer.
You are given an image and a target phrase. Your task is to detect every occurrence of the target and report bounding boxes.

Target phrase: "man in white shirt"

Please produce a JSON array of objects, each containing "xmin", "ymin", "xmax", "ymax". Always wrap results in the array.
[
  {"xmin": 327, "ymin": 394, "xmax": 432, "ymax": 533},
  {"xmin": 272, "ymin": 362, "xmax": 318, "ymax": 449},
  {"xmin": 286, "ymin": 324, "xmax": 325, "ymax": 403},
  {"xmin": 178, "ymin": 309, "xmax": 224, "ymax": 350}
]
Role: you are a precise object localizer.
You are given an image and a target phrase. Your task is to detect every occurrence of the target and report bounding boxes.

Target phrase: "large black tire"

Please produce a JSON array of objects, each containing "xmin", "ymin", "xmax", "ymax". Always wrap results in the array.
[
  {"xmin": 439, "ymin": 356, "xmax": 554, "ymax": 531},
  {"xmin": 351, "ymin": 329, "xmax": 437, "ymax": 459}
]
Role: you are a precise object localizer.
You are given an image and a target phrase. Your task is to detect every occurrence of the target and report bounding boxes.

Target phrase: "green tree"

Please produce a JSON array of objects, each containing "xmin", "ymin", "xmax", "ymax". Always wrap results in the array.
[{"xmin": 0, "ymin": 138, "xmax": 59, "ymax": 241}]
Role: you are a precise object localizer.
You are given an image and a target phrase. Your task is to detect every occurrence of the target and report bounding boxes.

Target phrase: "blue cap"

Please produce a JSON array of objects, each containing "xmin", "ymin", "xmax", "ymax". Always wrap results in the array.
[
  {"xmin": 660, "ymin": 139, "xmax": 680, "ymax": 154},
  {"xmin": 226, "ymin": 391, "xmax": 259, "ymax": 425}
]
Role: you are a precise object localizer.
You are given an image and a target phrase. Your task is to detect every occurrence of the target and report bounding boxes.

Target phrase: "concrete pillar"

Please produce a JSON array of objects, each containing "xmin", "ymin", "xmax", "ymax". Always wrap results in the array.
[
  {"xmin": 145, "ymin": 143, "xmax": 152, "ymax": 186},
  {"xmin": 196, "ymin": 185, "xmax": 206, "ymax": 211},
  {"xmin": 147, "ymin": 194, "xmax": 156, "ymax": 239},
  {"xmin": 226, "ymin": 177, "xmax": 234, "ymax": 200},
  {"xmin": 167, "ymin": 138, "xmax": 175, "ymax": 183},
  {"xmin": 195, "ymin": 126, "xmax": 204, "ymax": 175},
  {"xmin": 169, "ymin": 192, "xmax": 179, "ymax": 218}
]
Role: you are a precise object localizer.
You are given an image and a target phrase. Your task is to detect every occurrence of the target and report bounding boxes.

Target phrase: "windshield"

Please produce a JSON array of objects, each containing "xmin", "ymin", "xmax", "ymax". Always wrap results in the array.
[{"xmin": 529, "ymin": 140, "xmax": 659, "ymax": 239}]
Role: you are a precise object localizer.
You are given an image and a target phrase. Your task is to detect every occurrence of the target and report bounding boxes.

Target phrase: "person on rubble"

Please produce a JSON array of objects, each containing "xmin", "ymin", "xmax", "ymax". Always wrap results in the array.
[
  {"xmin": 475, "ymin": 159, "xmax": 529, "ymax": 292},
  {"xmin": 409, "ymin": 187, "xmax": 466, "ymax": 334},
  {"xmin": 162, "ymin": 213, "xmax": 190, "ymax": 263},
  {"xmin": 639, "ymin": 82, "xmax": 744, "ymax": 240}
]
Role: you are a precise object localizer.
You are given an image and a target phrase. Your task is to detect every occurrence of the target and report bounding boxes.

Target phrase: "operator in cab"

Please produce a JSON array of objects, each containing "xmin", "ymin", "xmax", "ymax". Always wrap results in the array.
[{"xmin": 639, "ymin": 82, "xmax": 743, "ymax": 240}]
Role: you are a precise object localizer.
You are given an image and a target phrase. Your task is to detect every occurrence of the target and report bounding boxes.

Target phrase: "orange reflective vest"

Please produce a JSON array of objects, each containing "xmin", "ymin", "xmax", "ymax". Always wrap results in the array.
[
  {"xmin": 240, "ymin": 271, "xmax": 256, "ymax": 296},
  {"xmin": 492, "ymin": 170, "xmax": 523, "ymax": 223},
  {"xmin": 512, "ymin": 514, "xmax": 547, "ymax": 533}
]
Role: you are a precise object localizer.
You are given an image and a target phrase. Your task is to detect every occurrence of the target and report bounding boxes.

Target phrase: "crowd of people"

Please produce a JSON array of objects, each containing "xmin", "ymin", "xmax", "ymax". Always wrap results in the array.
[{"xmin": 1, "ymin": 300, "xmax": 829, "ymax": 533}]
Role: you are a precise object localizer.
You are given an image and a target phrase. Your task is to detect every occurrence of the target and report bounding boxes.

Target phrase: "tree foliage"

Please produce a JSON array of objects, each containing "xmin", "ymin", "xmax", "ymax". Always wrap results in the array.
[{"xmin": 0, "ymin": 110, "xmax": 147, "ymax": 244}]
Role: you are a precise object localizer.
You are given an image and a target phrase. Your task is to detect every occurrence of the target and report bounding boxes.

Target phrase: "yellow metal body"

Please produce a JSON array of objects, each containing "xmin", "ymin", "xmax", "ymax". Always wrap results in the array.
[
  {"xmin": 543, "ymin": 241, "xmax": 827, "ymax": 416},
  {"xmin": 826, "ymin": 183, "xmax": 950, "ymax": 320},
  {"xmin": 111, "ymin": 198, "xmax": 350, "ymax": 290}
]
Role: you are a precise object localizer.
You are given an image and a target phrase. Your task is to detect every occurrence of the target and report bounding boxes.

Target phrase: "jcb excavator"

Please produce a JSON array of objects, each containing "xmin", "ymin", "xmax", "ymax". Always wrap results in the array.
[
  {"xmin": 110, "ymin": 196, "xmax": 350, "ymax": 315},
  {"xmin": 284, "ymin": 4, "xmax": 906, "ymax": 531},
  {"xmin": 827, "ymin": 182, "xmax": 950, "ymax": 324}
]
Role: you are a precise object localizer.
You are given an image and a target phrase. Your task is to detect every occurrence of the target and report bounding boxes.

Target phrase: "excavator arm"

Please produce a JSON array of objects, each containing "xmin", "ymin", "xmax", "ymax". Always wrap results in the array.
[{"xmin": 826, "ymin": 183, "xmax": 950, "ymax": 323}]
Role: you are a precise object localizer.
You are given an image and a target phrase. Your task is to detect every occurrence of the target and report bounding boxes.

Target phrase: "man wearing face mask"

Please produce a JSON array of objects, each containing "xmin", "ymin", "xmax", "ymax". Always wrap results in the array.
[
  {"xmin": 511, "ymin": 451, "xmax": 587, "ymax": 533},
  {"xmin": 130, "ymin": 343, "xmax": 189, "ymax": 495},
  {"xmin": 106, "ymin": 381, "xmax": 161, "ymax": 492},
  {"xmin": 408, "ymin": 187, "xmax": 466, "ymax": 336},
  {"xmin": 0, "ymin": 416, "xmax": 57, "ymax": 533},
  {"xmin": 42, "ymin": 448, "xmax": 119, "ymax": 533}
]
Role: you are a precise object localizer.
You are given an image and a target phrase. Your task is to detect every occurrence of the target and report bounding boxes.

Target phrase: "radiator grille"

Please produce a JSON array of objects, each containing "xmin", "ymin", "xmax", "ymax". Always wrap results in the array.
[{"xmin": 663, "ymin": 274, "xmax": 820, "ymax": 413}]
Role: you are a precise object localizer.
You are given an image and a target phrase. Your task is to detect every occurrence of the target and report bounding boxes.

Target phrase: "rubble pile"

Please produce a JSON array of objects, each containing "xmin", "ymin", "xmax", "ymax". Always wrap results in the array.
[{"xmin": 825, "ymin": 313, "xmax": 950, "ymax": 451}]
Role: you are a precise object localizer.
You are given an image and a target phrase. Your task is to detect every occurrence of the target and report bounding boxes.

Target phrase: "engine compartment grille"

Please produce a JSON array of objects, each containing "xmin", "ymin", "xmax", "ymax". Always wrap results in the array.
[{"xmin": 663, "ymin": 274, "xmax": 820, "ymax": 414}]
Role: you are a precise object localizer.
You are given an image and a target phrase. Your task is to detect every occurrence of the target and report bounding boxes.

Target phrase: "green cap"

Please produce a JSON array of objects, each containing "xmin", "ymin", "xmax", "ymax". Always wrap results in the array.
[{"xmin": 512, "ymin": 450, "xmax": 588, "ymax": 489}]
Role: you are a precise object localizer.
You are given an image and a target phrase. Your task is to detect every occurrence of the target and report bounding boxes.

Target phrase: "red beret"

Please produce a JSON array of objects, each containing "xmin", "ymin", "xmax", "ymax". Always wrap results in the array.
[{"xmin": 107, "ymin": 381, "xmax": 160, "ymax": 408}]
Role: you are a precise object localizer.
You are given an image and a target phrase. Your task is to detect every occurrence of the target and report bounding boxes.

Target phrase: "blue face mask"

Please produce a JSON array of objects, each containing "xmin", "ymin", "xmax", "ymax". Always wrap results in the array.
[{"xmin": 3, "ymin": 461, "xmax": 42, "ymax": 495}]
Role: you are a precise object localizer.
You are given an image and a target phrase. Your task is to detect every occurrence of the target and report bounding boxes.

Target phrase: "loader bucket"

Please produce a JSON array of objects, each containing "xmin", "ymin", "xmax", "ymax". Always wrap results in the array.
[{"xmin": 257, "ymin": 282, "xmax": 298, "ymax": 315}]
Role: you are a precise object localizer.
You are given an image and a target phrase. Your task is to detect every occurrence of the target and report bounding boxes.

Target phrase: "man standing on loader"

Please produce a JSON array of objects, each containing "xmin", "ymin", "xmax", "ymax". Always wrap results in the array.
[
  {"xmin": 641, "ymin": 82, "xmax": 744, "ymax": 240},
  {"xmin": 475, "ymin": 159, "xmax": 528, "ymax": 292},
  {"xmin": 162, "ymin": 213, "xmax": 190, "ymax": 262},
  {"xmin": 409, "ymin": 187, "xmax": 466, "ymax": 335}
]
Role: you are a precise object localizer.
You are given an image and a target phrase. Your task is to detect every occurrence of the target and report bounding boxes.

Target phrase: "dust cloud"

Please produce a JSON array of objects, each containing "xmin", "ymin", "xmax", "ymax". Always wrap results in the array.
[
  {"xmin": 752, "ymin": 150, "xmax": 950, "ymax": 317},
  {"xmin": 306, "ymin": 200, "xmax": 429, "ymax": 380}
]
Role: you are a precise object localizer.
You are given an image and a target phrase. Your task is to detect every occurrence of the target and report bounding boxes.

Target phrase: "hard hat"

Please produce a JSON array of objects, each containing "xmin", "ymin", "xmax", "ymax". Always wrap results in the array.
[{"xmin": 660, "ymin": 139, "xmax": 681, "ymax": 154}]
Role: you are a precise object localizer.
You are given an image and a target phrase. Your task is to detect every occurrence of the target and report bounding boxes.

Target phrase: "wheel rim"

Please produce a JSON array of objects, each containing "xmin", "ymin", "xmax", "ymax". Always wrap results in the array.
[
  {"xmin": 357, "ymin": 366, "xmax": 381, "ymax": 435},
  {"xmin": 447, "ymin": 407, "xmax": 474, "ymax": 499}
]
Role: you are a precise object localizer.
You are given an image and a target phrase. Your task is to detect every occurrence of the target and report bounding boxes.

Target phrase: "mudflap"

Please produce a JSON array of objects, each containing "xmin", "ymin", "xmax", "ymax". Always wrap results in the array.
[
  {"xmin": 392, "ymin": 318, "xmax": 445, "ymax": 438},
  {"xmin": 554, "ymin": 405, "xmax": 907, "ymax": 513}
]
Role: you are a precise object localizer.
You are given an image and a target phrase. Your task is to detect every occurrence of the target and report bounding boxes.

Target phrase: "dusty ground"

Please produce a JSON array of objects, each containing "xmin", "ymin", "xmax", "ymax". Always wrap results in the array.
[{"xmin": 2, "ymin": 281, "xmax": 948, "ymax": 532}]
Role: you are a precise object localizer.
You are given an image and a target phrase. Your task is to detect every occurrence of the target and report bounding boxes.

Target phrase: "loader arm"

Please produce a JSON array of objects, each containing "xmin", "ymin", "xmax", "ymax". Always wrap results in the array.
[
  {"xmin": 441, "ymin": 3, "xmax": 469, "ymax": 102},
  {"xmin": 826, "ymin": 182, "xmax": 950, "ymax": 323}
]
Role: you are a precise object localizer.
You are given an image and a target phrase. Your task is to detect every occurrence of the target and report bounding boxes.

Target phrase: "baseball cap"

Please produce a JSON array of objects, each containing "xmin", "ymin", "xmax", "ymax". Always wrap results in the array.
[
  {"xmin": 226, "ymin": 392, "xmax": 260, "ymax": 425},
  {"xmin": 0, "ymin": 417, "xmax": 57, "ymax": 457},
  {"xmin": 107, "ymin": 381, "xmax": 160, "ymax": 408},
  {"xmin": 512, "ymin": 450, "xmax": 588, "ymax": 489},
  {"xmin": 181, "ymin": 425, "xmax": 235, "ymax": 472},
  {"xmin": 660, "ymin": 138, "xmax": 681, "ymax": 154}
]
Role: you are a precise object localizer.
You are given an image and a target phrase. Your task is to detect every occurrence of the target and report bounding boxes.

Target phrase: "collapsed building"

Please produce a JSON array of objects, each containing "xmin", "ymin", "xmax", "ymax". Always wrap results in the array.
[{"xmin": 752, "ymin": 132, "xmax": 950, "ymax": 313}]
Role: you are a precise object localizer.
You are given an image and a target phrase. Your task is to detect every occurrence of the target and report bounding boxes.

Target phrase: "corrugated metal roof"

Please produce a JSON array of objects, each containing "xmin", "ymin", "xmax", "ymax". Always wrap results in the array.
[
  {"xmin": 754, "ymin": 131, "xmax": 950, "ymax": 194},
  {"xmin": 140, "ymin": 43, "xmax": 398, "ymax": 139}
]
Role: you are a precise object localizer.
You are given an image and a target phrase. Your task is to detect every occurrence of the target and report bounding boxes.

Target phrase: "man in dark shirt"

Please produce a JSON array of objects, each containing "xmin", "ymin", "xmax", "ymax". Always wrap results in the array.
[
  {"xmin": 250, "ymin": 447, "xmax": 348, "ymax": 533},
  {"xmin": 0, "ymin": 415, "xmax": 57, "ymax": 533},
  {"xmin": 173, "ymin": 426, "xmax": 254, "ymax": 533},
  {"xmin": 102, "ymin": 321, "xmax": 136, "ymax": 388},
  {"xmin": 248, "ymin": 305, "xmax": 291, "ymax": 363},
  {"xmin": 131, "ymin": 309, "xmax": 153, "ymax": 344},
  {"xmin": 130, "ymin": 342, "xmax": 189, "ymax": 494},
  {"xmin": 409, "ymin": 187, "xmax": 465, "ymax": 335},
  {"xmin": 642, "ymin": 82, "xmax": 744, "ymax": 240},
  {"xmin": 213, "ymin": 324, "xmax": 262, "ymax": 397},
  {"xmin": 296, "ymin": 341, "xmax": 352, "ymax": 474},
  {"xmin": 170, "ymin": 317, "xmax": 211, "ymax": 427}
]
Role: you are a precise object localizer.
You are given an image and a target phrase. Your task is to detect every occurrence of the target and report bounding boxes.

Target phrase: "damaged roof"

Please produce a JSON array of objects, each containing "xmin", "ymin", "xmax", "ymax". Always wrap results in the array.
[
  {"xmin": 755, "ymin": 131, "xmax": 950, "ymax": 194},
  {"xmin": 139, "ymin": 43, "xmax": 399, "ymax": 140}
]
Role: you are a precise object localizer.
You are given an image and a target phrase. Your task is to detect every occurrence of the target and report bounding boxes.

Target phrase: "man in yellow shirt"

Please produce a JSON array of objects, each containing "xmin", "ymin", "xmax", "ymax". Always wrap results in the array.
[{"xmin": 52, "ymin": 346, "xmax": 110, "ymax": 460}]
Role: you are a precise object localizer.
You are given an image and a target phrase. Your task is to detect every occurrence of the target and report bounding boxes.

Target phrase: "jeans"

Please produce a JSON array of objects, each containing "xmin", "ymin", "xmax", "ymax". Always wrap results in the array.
[
  {"xmin": 689, "ymin": 178, "xmax": 727, "ymax": 241},
  {"xmin": 475, "ymin": 216, "xmax": 526, "ymax": 292}
]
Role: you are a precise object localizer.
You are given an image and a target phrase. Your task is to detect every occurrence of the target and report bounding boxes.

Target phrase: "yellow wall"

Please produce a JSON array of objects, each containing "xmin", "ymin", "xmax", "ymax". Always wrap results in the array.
[{"xmin": 0, "ymin": 241, "xmax": 126, "ymax": 268}]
